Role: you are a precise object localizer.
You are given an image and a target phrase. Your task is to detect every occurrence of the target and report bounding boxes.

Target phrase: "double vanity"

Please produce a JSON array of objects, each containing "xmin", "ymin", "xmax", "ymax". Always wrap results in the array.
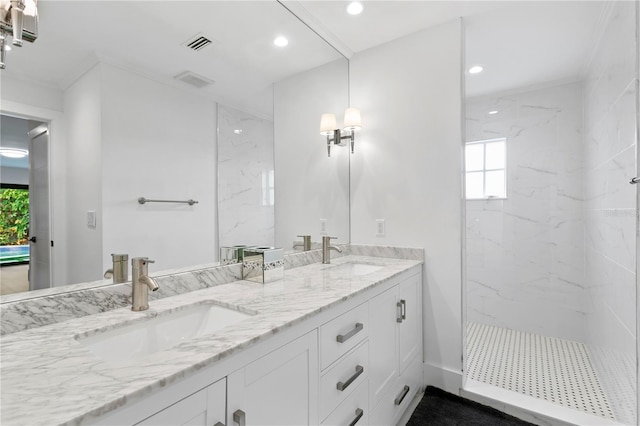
[{"xmin": 0, "ymin": 246, "xmax": 424, "ymax": 426}]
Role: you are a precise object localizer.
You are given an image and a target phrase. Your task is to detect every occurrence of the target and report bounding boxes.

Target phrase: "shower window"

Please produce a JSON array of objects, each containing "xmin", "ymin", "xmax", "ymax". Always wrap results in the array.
[{"xmin": 465, "ymin": 138, "xmax": 506, "ymax": 199}]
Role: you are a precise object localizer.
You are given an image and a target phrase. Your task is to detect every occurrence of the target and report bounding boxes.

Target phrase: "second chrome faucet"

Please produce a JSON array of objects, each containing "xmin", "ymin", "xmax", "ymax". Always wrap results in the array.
[
  {"xmin": 131, "ymin": 257, "xmax": 159, "ymax": 311},
  {"xmin": 322, "ymin": 236, "xmax": 342, "ymax": 264}
]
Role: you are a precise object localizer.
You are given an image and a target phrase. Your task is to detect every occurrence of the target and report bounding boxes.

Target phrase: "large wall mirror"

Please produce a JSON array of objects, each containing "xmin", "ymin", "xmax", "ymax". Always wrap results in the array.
[{"xmin": 0, "ymin": 1, "xmax": 349, "ymax": 297}]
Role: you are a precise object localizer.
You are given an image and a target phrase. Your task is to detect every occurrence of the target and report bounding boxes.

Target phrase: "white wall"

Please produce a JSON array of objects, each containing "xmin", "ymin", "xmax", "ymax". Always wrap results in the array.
[
  {"xmin": 0, "ymin": 167, "xmax": 28, "ymax": 185},
  {"xmin": 100, "ymin": 64, "xmax": 218, "ymax": 274},
  {"xmin": 349, "ymin": 20, "xmax": 463, "ymax": 391},
  {"xmin": 274, "ymin": 59, "xmax": 350, "ymax": 249},
  {"xmin": 218, "ymin": 105, "xmax": 274, "ymax": 248},
  {"xmin": 63, "ymin": 65, "xmax": 103, "ymax": 284},
  {"xmin": 465, "ymin": 82, "xmax": 585, "ymax": 342},
  {"xmin": 583, "ymin": 1, "xmax": 638, "ymax": 423}
]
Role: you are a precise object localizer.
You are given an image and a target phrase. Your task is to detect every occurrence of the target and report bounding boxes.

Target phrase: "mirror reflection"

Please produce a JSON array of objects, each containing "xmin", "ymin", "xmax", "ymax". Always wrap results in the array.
[{"xmin": 0, "ymin": 1, "xmax": 349, "ymax": 297}]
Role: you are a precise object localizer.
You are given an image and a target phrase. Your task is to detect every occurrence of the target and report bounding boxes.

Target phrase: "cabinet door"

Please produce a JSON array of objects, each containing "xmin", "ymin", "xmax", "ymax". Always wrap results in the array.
[
  {"xmin": 227, "ymin": 331, "xmax": 318, "ymax": 426},
  {"xmin": 136, "ymin": 377, "xmax": 225, "ymax": 426},
  {"xmin": 398, "ymin": 273, "xmax": 420, "ymax": 374},
  {"xmin": 368, "ymin": 287, "xmax": 399, "ymax": 409}
]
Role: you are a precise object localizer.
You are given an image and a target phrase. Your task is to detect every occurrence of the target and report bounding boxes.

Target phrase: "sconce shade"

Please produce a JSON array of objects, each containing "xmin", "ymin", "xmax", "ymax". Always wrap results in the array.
[
  {"xmin": 343, "ymin": 107, "xmax": 362, "ymax": 130},
  {"xmin": 320, "ymin": 113, "xmax": 337, "ymax": 135}
]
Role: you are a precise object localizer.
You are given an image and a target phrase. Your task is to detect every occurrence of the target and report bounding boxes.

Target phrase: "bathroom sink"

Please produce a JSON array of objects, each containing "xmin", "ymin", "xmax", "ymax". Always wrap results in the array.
[
  {"xmin": 77, "ymin": 303, "xmax": 253, "ymax": 364},
  {"xmin": 327, "ymin": 262, "xmax": 384, "ymax": 277}
]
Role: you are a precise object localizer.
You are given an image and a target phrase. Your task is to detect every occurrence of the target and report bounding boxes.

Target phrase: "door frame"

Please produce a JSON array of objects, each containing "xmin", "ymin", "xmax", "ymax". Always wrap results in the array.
[{"xmin": 1, "ymin": 99, "xmax": 66, "ymax": 287}]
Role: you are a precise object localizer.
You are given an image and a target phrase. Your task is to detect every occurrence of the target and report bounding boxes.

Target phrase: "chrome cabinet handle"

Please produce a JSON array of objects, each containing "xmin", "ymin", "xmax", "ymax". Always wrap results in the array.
[
  {"xmin": 336, "ymin": 365, "xmax": 364, "ymax": 391},
  {"xmin": 396, "ymin": 300, "xmax": 406, "ymax": 323},
  {"xmin": 214, "ymin": 422, "xmax": 225, "ymax": 426},
  {"xmin": 336, "ymin": 323, "xmax": 364, "ymax": 343},
  {"xmin": 348, "ymin": 408, "xmax": 364, "ymax": 426},
  {"xmin": 233, "ymin": 409, "xmax": 246, "ymax": 426},
  {"xmin": 394, "ymin": 385, "xmax": 410, "ymax": 405},
  {"xmin": 631, "ymin": 177, "xmax": 640, "ymax": 184}
]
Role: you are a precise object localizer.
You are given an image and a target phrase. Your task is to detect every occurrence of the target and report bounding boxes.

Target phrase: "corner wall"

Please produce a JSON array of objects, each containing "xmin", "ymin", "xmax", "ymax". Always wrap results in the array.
[
  {"xmin": 63, "ymin": 65, "xmax": 103, "ymax": 284},
  {"xmin": 349, "ymin": 20, "xmax": 463, "ymax": 391}
]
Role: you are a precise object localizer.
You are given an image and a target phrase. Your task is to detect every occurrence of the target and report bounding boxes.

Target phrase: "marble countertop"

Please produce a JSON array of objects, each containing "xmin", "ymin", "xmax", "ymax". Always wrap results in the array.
[{"xmin": 0, "ymin": 255, "xmax": 422, "ymax": 426}]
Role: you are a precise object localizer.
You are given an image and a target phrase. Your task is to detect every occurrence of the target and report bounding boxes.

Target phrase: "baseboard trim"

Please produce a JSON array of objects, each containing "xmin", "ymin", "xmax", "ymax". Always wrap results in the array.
[{"xmin": 423, "ymin": 362, "xmax": 462, "ymax": 394}]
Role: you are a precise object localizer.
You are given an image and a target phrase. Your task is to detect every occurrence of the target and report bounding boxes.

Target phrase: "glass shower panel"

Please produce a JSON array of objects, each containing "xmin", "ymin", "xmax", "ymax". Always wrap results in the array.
[{"xmin": 463, "ymin": 1, "xmax": 638, "ymax": 424}]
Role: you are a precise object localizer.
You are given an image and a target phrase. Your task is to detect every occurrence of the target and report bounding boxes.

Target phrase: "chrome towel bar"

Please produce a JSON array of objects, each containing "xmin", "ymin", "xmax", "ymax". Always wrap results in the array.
[{"xmin": 138, "ymin": 197, "xmax": 198, "ymax": 206}]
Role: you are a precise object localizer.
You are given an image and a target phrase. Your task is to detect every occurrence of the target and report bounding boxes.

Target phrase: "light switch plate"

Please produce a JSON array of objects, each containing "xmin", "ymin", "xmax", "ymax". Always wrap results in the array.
[
  {"xmin": 87, "ymin": 210, "xmax": 97, "ymax": 229},
  {"xmin": 320, "ymin": 218, "xmax": 327, "ymax": 235},
  {"xmin": 376, "ymin": 219, "xmax": 385, "ymax": 237}
]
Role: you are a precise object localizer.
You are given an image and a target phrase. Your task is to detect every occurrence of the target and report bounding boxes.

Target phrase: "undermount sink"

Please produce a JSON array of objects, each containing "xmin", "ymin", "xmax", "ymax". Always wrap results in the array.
[
  {"xmin": 77, "ymin": 303, "xmax": 253, "ymax": 364},
  {"xmin": 327, "ymin": 262, "xmax": 384, "ymax": 277}
]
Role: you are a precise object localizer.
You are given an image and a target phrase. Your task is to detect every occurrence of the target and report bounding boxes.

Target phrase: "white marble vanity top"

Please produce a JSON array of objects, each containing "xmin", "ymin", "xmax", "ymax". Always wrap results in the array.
[{"xmin": 0, "ymin": 255, "xmax": 422, "ymax": 426}]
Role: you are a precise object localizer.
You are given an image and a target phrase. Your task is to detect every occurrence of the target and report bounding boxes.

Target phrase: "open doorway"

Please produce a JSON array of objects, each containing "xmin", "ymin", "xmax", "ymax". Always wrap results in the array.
[{"xmin": 0, "ymin": 114, "xmax": 50, "ymax": 295}]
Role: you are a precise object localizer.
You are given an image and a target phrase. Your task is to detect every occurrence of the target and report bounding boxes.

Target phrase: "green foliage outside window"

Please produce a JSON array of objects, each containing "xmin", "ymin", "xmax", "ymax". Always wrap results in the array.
[{"xmin": 0, "ymin": 188, "xmax": 29, "ymax": 245}]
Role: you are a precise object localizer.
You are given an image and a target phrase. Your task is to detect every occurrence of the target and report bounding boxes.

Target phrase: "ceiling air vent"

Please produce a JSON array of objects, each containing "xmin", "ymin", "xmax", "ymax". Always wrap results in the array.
[
  {"xmin": 182, "ymin": 33, "xmax": 214, "ymax": 52},
  {"xmin": 173, "ymin": 71, "xmax": 215, "ymax": 89}
]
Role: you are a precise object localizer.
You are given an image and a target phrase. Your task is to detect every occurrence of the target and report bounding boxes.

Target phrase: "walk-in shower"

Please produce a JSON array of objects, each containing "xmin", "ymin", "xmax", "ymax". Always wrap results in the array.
[{"xmin": 463, "ymin": 1, "xmax": 639, "ymax": 424}]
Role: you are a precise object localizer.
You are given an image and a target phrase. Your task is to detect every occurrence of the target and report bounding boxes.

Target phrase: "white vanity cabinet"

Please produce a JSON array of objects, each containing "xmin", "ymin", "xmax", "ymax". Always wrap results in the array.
[
  {"xmin": 226, "ymin": 331, "xmax": 318, "ymax": 426},
  {"xmin": 91, "ymin": 265, "xmax": 423, "ymax": 426},
  {"xmin": 369, "ymin": 271, "xmax": 422, "ymax": 425},
  {"xmin": 136, "ymin": 378, "xmax": 226, "ymax": 426}
]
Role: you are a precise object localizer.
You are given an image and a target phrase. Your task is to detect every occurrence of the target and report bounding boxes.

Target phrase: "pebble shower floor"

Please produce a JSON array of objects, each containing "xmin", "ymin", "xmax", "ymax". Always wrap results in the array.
[{"xmin": 466, "ymin": 322, "xmax": 615, "ymax": 420}]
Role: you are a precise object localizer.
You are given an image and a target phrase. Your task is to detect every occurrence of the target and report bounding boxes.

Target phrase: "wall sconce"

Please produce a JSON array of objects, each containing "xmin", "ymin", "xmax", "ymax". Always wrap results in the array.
[
  {"xmin": 319, "ymin": 107, "xmax": 362, "ymax": 157},
  {"xmin": 0, "ymin": 0, "xmax": 39, "ymax": 70}
]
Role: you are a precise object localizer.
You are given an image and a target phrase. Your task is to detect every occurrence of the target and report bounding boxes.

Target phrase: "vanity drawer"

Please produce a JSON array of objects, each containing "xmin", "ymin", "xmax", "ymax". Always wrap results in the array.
[
  {"xmin": 320, "ymin": 301, "xmax": 368, "ymax": 370},
  {"xmin": 320, "ymin": 341, "xmax": 369, "ymax": 420},
  {"xmin": 322, "ymin": 379, "xmax": 369, "ymax": 426},
  {"xmin": 369, "ymin": 355, "xmax": 422, "ymax": 426}
]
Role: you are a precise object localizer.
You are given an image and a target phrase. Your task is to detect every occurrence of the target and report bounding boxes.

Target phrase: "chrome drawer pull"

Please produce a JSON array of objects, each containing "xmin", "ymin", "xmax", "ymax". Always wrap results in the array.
[
  {"xmin": 394, "ymin": 385, "xmax": 410, "ymax": 405},
  {"xmin": 233, "ymin": 409, "xmax": 246, "ymax": 426},
  {"xmin": 396, "ymin": 300, "xmax": 406, "ymax": 323},
  {"xmin": 348, "ymin": 408, "xmax": 364, "ymax": 426},
  {"xmin": 630, "ymin": 177, "xmax": 640, "ymax": 184},
  {"xmin": 337, "ymin": 365, "xmax": 364, "ymax": 391},
  {"xmin": 336, "ymin": 323, "xmax": 364, "ymax": 343}
]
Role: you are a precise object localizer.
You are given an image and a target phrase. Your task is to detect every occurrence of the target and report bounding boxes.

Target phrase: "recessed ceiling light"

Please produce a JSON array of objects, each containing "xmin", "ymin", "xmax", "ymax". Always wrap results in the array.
[
  {"xmin": 273, "ymin": 36, "xmax": 288, "ymax": 47},
  {"xmin": 347, "ymin": 2, "xmax": 364, "ymax": 15},
  {"xmin": 233, "ymin": 129, "xmax": 243, "ymax": 135},
  {"xmin": 488, "ymin": 110, "xmax": 499, "ymax": 115},
  {"xmin": 0, "ymin": 148, "xmax": 28, "ymax": 158},
  {"xmin": 468, "ymin": 65, "xmax": 483, "ymax": 74}
]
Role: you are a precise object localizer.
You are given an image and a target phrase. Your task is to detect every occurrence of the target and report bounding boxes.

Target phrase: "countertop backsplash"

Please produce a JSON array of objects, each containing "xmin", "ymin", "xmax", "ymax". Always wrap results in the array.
[{"xmin": 0, "ymin": 244, "xmax": 422, "ymax": 335}]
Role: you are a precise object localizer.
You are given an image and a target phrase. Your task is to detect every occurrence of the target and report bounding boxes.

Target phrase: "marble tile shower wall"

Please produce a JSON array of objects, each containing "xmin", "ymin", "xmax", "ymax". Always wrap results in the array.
[
  {"xmin": 465, "ymin": 82, "xmax": 585, "ymax": 342},
  {"xmin": 217, "ymin": 104, "xmax": 275, "ymax": 248},
  {"xmin": 583, "ymin": 1, "xmax": 638, "ymax": 423}
]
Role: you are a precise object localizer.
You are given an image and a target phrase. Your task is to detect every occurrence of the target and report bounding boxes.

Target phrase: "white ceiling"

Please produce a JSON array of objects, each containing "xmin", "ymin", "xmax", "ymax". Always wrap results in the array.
[
  {"xmin": 288, "ymin": 1, "xmax": 604, "ymax": 97},
  {"xmin": 1, "ymin": 1, "xmax": 605, "ymax": 156}
]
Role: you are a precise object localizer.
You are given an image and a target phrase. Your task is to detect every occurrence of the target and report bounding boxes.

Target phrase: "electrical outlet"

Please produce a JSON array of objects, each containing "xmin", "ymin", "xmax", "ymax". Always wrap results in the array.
[
  {"xmin": 376, "ymin": 219, "xmax": 385, "ymax": 237},
  {"xmin": 320, "ymin": 218, "xmax": 328, "ymax": 235}
]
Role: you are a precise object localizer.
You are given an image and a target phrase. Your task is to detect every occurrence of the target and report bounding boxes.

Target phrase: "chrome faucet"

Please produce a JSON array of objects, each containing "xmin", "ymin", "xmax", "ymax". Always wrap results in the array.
[
  {"xmin": 293, "ymin": 235, "xmax": 312, "ymax": 251},
  {"xmin": 131, "ymin": 257, "xmax": 159, "ymax": 311},
  {"xmin": 104, "ymin": 253, "xmax": 128, "ymax": 283},
  {"xmin": 322, "ymin": 236, "xmax": 342, "ymax": 264}
]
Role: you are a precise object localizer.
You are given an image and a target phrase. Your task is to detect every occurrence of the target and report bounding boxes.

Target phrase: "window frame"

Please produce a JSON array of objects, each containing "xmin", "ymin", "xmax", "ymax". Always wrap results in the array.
[{"xmin": 464, "ymin": 137, "xmax": 507, "ymax": 200}]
